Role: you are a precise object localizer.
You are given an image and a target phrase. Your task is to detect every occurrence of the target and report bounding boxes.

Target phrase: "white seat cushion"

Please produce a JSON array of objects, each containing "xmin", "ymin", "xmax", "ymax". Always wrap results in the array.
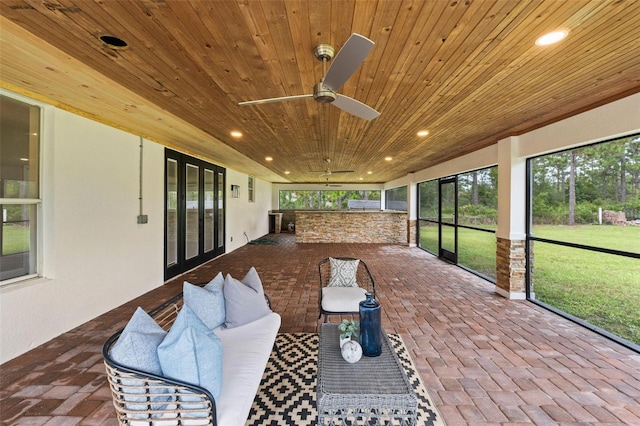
[
  {"xmin": 214, "ymin": 312, "xmax": 281, "ymax": 426},
  {"xmin": 128, "ymin": 312, "xmax": 281, "ymax": 426},
  {"xmin": 321, "ymin": 286, "xmax": 367, "ymax": 313}
]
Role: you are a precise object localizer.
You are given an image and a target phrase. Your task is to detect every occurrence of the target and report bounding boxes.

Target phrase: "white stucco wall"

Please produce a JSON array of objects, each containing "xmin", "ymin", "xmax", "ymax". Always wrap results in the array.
[
  {"xmin": 1, "ymin": 105, "xmax": 165, "ymax": 363},
  {"xmin": 226, "ymin": 169, "xmax": 272, "ymax": 250},
  {"xmin": 517, "ymin": 92, "xmax": 640, "ymax": 158},
  {"xmin": 0, "ymin": 94, "xmax": 274, "ymax": 363}
]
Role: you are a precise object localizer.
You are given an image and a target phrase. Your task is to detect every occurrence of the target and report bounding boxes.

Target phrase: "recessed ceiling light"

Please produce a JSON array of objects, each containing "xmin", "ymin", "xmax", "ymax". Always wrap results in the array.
[
  {"xmin": 230, "ymin": 131, "xmax": 243, "ymax": 138},
  {"xmin": 20, "ymin": 157, "xmax": 29, "ymax": 162},
  {"xmin": 417, "ymin": 130, "xmax": 429, "ymax": 137},
  {"xmin": 359, "ymin": 177, "xmax": 364, "ymax": 181},
  {"xmin": 535, "ymin": 29, "xmax": 569, "ymax": 46},
  {"xmin": 99, "ymin": 35, "xmax": 128, "ymax": 50},
  {"xmin": 284, "ymin": 170, "xmax": 290, "ymax": 175},
  {"xmin": 367, "ymin": 171, "xmax": 373, "ymax": 175},
  {"xmin": 384, "ymin": 156, "xmax": 393, "ymax": 162},
  {"xmin": 265, "ymin": 156, "xmax": 273, "ymax": 161}
]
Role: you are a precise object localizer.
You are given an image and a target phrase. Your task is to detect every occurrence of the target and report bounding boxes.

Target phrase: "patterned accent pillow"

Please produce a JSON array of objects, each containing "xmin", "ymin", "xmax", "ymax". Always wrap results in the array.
[{"xmin": 328, "ymin": 258, "xmax": 360, "ymax": 288}]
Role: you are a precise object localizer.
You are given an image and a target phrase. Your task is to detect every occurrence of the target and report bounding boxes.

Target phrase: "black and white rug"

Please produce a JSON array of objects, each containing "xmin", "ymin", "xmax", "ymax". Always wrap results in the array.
[{"xmin": 246, "ymin": 333, "xmax": 445, "ymax": 425}]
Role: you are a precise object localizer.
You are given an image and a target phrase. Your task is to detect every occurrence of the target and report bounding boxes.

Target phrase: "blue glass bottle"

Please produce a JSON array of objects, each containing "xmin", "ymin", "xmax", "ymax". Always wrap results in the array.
[{"xmin": 359, "ymin": 292, "xmax": 381, "ymax": 357}]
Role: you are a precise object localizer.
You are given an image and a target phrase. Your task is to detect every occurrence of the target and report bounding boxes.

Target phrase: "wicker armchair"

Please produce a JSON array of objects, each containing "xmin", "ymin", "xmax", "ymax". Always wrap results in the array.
[{"xmin": 318, "ymin": 257, "xmax": 376, "ymax": 323}]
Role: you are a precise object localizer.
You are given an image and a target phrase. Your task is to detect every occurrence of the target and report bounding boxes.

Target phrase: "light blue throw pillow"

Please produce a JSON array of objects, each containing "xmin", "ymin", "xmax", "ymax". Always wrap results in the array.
[
  {"xmin": 204, "ymin": 271, "xmax": 224, "ymax": 292},
  {"xmin": 109, "ymin": 307, "xmax": 168, "ymax": 415},
  {"xmin": 183, "ymin": 272, "xmax": 225, "ymax": 330},
  {"xmin": 223, "ymin": 267, "xmax": 272, "ymax": 328},
  {"xmin": 157, "ymin": 305, "xmax": 223, "ymax": 400},
  {"xmin": 110, "ymin": 307, "xmax": 166, "ymax": 374}
]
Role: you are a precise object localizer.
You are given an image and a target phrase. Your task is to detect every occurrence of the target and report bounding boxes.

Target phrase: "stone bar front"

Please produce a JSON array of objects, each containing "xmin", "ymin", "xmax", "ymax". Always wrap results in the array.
[{"xmin": 295, "ymin": 210, "xmax": 407, "ymax": 244}]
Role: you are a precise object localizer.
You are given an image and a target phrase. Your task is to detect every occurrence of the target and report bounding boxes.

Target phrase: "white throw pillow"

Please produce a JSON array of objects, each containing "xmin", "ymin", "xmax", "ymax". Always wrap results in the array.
[
  {"xmin": 328, "ymin": 257, "xmax": 360, "ymax": 287},
  {"xmin": 223, "ymin": 267, "xmax": 272, "ymax": 328}
]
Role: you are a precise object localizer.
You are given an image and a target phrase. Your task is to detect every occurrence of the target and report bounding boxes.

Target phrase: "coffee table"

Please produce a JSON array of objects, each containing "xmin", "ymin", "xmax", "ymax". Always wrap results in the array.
[{"xmin": 317, "ymin": 323, "xmax": 418, "ymax": 425}]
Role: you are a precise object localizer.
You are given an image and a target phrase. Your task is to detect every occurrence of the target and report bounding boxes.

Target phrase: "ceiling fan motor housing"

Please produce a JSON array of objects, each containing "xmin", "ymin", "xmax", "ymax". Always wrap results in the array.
[
  {"xmin": 313, "ymin": 44, "xmax": 335, "ymax": 62},
  {"xmin": 313, "ymin": 82, "xmax": 337, "ymax": 103},
  {"xmin": 313, "ymin": 43, "xmax": 337, "ymax": 103}
]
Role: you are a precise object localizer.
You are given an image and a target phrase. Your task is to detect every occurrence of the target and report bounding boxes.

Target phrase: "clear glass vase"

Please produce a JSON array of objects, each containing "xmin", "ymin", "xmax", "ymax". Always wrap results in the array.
[{"xmin": 359, "ymin": 292, "xmax": 381, "ymax": 357}]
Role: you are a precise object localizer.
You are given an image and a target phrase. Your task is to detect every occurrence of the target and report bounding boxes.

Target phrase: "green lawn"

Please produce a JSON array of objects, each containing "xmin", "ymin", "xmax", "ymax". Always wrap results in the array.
[
  {"xmin": 2, "ymin": 223, "xmax": 30, "ymax": 255},
  {"xmin": 532, "ymin": 225, "xmax": 640, "ymax": 344},
  {"xmin": 419, "ymin": 223, "xmax": 640, "ymax": 345},
  {"xmin": 419, "ymin": 224, "xmax": 497, "ymax": 278},
  {"xmin": 532, "ymin": 224, "xmax": 640, "ymax": 254}
]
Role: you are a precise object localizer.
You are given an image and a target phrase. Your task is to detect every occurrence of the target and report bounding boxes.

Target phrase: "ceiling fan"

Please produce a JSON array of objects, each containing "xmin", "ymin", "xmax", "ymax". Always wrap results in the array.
[
  {"xmin": 314, "ymin": 158, "xmax": 353, "ymax": 177},
  {"xmin": 238, "ymin": 33, "xmax": 380, "ymax": 120}
]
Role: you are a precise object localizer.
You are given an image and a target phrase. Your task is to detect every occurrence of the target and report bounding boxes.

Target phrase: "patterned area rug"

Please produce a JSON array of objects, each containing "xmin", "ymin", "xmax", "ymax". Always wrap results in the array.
[{"xmin": 246, "ymin": 333, "xmax": 445, "ymax": 426}]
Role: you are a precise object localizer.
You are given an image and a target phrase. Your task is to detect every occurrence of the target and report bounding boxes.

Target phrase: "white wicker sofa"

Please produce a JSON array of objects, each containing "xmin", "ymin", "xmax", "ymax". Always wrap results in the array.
[{"xmin": 103, "ymin": 269, "xmax": 281, "ymax": 425}]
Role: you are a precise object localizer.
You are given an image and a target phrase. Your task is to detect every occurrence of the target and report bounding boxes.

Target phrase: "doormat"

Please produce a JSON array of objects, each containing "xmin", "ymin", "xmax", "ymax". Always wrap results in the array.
[{"xmin": 248, "ymin": 237, "xmax": 279, "ymax": 245}]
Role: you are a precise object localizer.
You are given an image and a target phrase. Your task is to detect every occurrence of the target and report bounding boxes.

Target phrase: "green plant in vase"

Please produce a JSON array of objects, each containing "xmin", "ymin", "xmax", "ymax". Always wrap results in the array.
[{"xmin": 338, "ymin": 319, "xmax": 359, "ymax": 347}]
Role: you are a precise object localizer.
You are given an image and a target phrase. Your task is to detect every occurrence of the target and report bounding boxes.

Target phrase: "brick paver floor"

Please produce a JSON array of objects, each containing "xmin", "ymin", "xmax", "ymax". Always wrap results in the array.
[{"xmin": 2, "ymin": 233, "xmax": 639, "ymax": 424}]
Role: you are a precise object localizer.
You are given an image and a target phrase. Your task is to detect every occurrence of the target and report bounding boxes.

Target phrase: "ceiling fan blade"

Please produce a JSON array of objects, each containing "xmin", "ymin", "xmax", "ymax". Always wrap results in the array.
[
  {"xmin": 333, "ymin": 94, "xmax": 380, "ymax": 120},
  {"xmin": 238, "ymin": 93, "xmax": 313, "ymax": 106},
  {"xmin": 323, "ymin": 33, "xmax": 374, "ymax": 91},
  {"xmin": 330, "ymin": 170, "xmax": 354, "ymax": 174}
]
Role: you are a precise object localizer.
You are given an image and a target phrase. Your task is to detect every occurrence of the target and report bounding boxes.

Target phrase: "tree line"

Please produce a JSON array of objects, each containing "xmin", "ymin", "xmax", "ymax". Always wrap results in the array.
[
  {"xmin": 279, "ymin": 190, "xmax": 381, "ymax": 210},
  {"xmin": 532, "ymin": 135, "xmax": 640, "ymax": 225}
]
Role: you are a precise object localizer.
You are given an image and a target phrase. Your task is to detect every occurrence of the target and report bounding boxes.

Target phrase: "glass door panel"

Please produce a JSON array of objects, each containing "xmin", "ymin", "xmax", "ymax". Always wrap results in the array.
[
  {"xmin": 204, "ymin": 169, "xmax": 214, "ymax": 253},
  {"xmin": 166, "ymin": 158, "xmax": 178, "ymax": 268},
  {"xmin": 439, "ymin": 178, "xmax": 457, "ymax": 263},
  {"xmin": 217, "ymin": 171, "xmax": 224, "ymax": 250},
  {"xmin": 185, "ymin": 163, "xmax": 199, "ymax": 260}
]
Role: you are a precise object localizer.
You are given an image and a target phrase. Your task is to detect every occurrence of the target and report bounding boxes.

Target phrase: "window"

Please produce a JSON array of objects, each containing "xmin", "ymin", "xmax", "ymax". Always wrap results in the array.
[
  {"xmin": 279, "ymin": 190, "xmax": 381, "ymax": 210},
  {"xmin": 248, "ymin": 176, "xmax": 255, "ymax": 202},
  {"xmin": 1, "ymin": 95, "xmax": 41, "ymax": 282},
  {"xmin": 386, "ymin": 186, "xmax": 407, "ymax": 211},
  {"xmin": 528, "ymin": 134, "xmax": 640, "ymax": 348}
]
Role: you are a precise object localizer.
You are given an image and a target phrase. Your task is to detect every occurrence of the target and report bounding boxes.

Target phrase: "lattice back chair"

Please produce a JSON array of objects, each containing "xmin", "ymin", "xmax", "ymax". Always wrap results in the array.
[{"xmin": 318, "ymin": 257, "xmax": 376, "ymax": 323}]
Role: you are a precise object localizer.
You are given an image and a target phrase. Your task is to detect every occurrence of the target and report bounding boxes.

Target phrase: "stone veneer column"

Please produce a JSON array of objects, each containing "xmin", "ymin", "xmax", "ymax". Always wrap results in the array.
[
  {"xmin": 407, "ymin": 219, "xmax": 417, "ymax": 246},
  {"xmin": 496, "ymin": 136, "xmax": 527, "ymax": 299},
  {"xmin": 496, "ymin": 237, "xmax": 526, "ymax": 295},
  {"xmin": 407, "ymin": 177, "xmax": 418, "ymax": 247}
]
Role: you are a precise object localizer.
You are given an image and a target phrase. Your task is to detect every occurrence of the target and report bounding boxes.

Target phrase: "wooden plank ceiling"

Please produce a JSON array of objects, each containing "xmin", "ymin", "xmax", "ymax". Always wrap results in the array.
[{"xmin": 1, "ymin": 0, "xmax": 639, "ymax": 184}]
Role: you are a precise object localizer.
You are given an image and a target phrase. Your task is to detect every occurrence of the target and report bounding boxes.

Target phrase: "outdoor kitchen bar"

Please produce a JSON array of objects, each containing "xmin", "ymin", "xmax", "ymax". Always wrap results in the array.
[{"xmin": 295, "ymin": 210, "xmax": 407, "ymax": 244}]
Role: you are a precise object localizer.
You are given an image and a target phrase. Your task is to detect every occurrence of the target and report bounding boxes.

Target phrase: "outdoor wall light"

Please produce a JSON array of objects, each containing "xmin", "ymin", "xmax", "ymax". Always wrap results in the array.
[{"xmin": 231, "ymin": 184, "xmax": 240, "ymax": 198}]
